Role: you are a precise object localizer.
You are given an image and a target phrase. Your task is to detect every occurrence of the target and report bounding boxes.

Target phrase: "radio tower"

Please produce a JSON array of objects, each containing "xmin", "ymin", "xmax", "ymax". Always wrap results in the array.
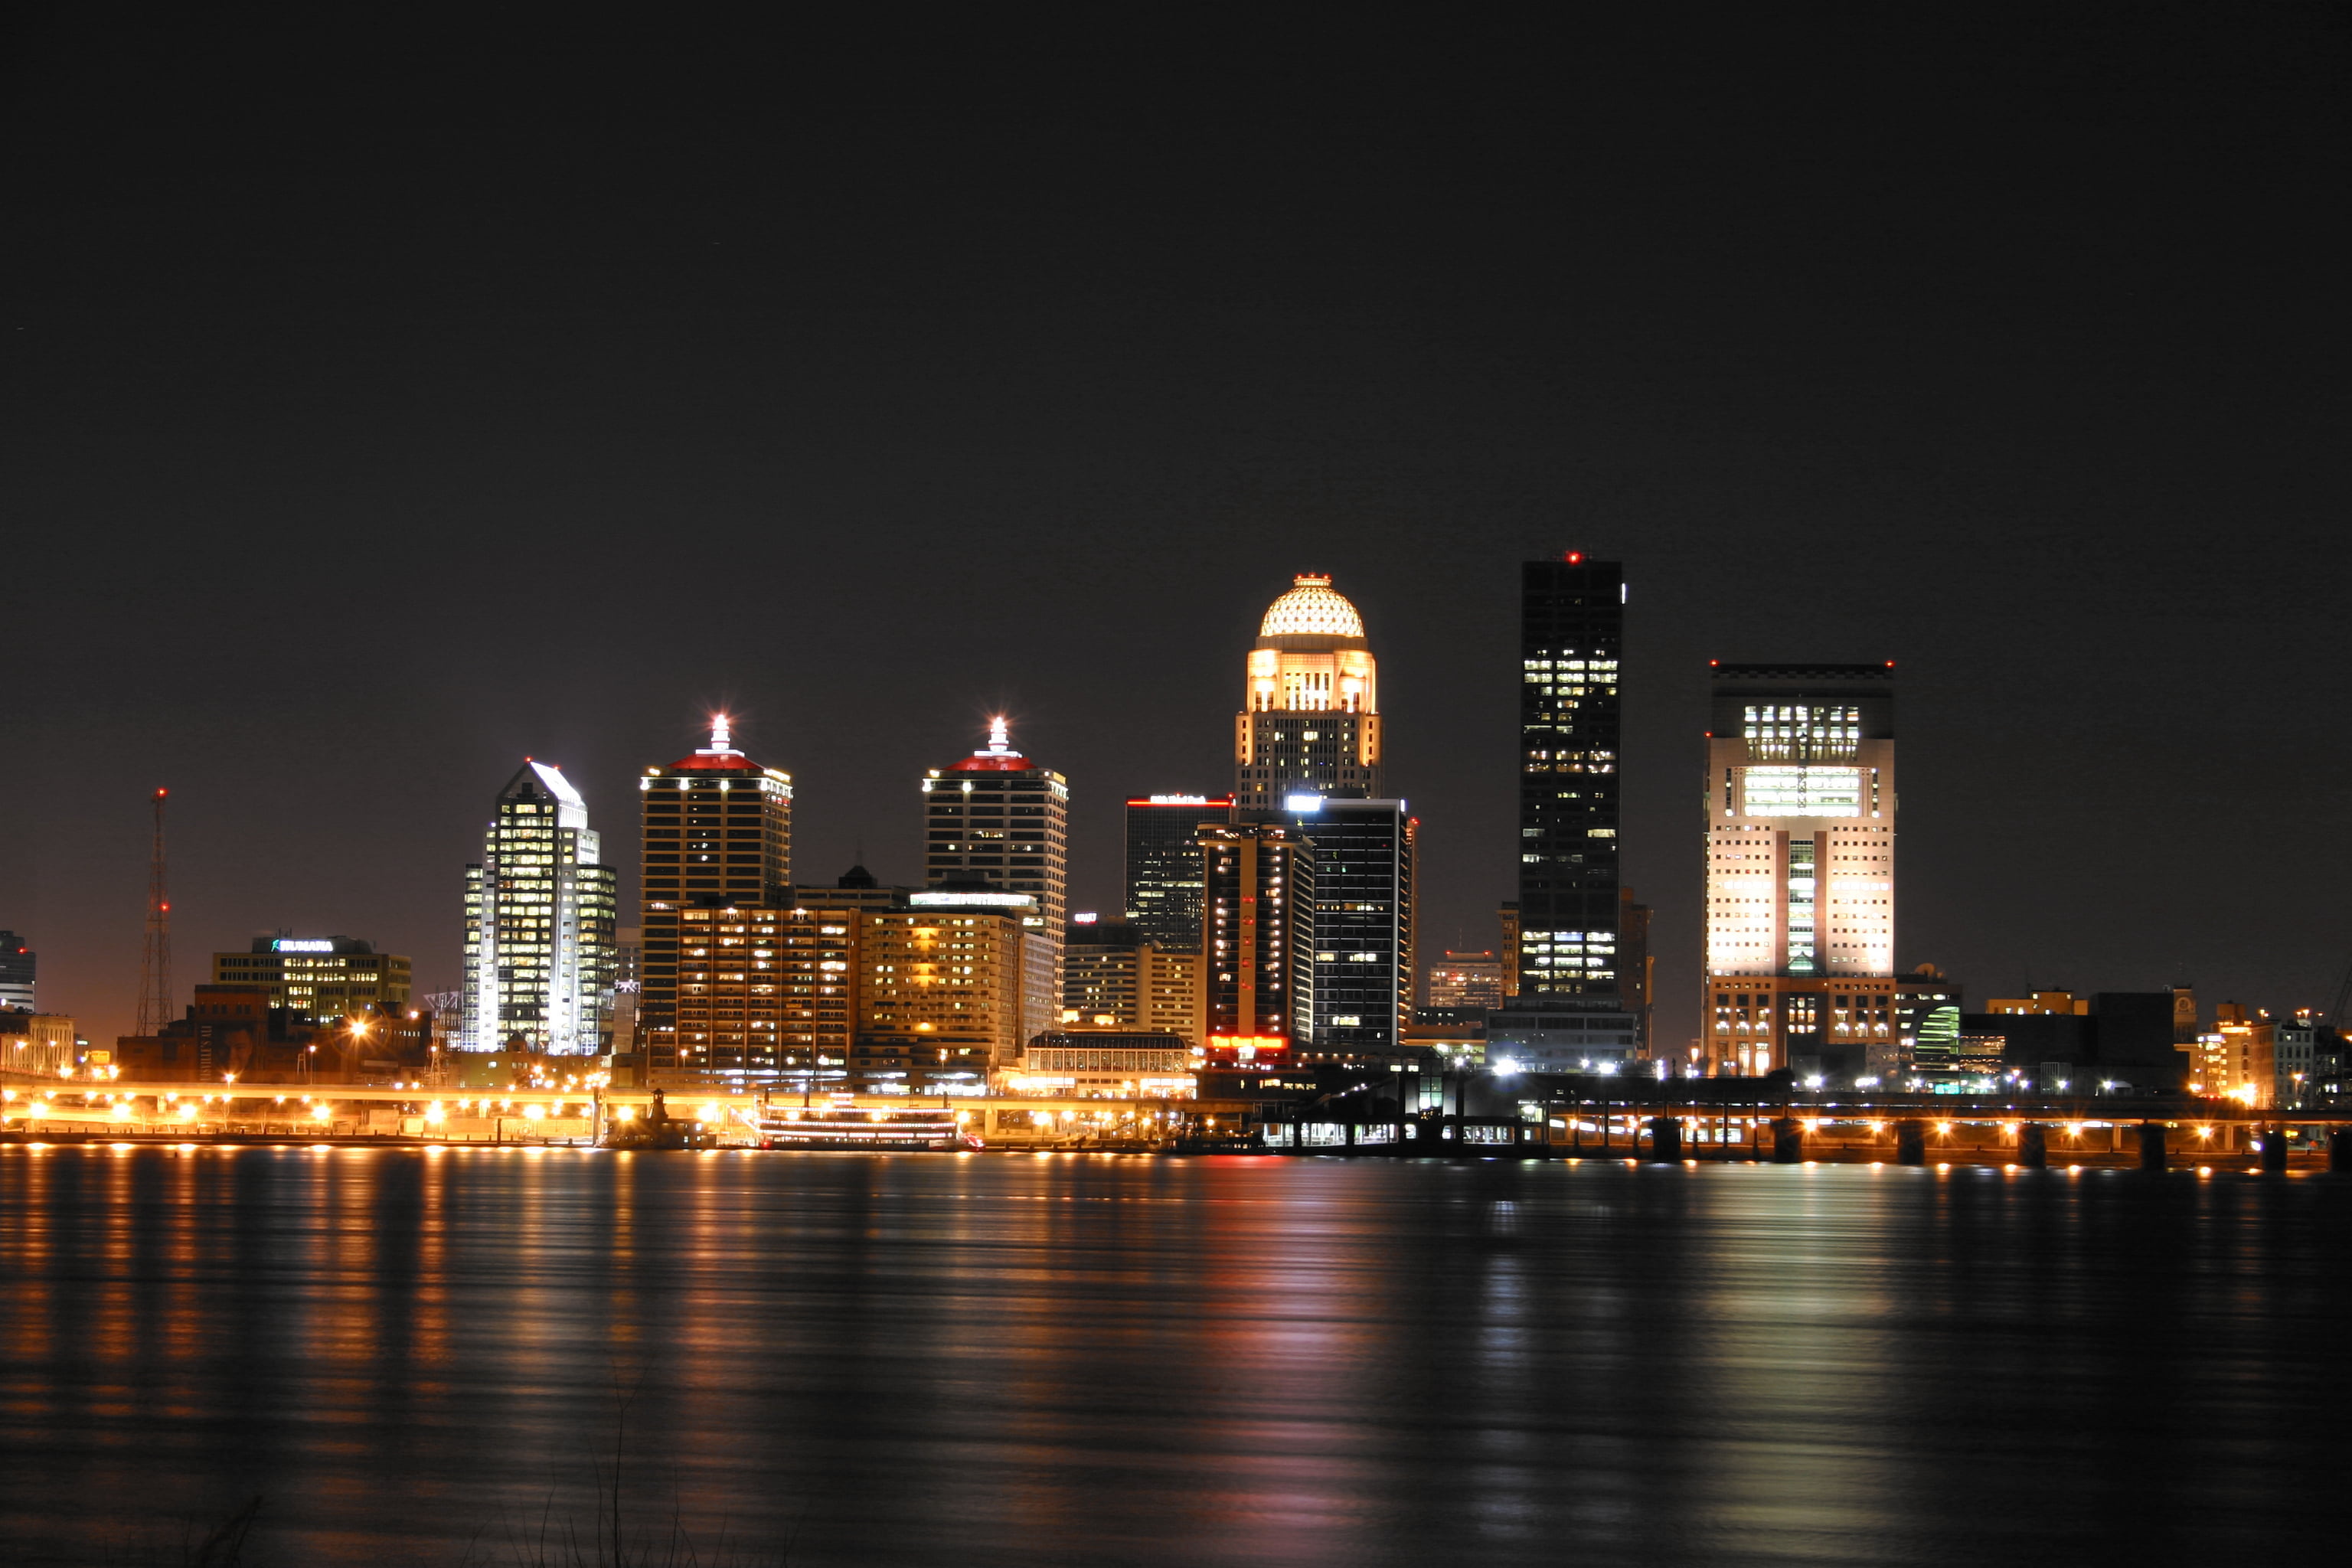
[{"xmin": 136, "ymin": 788, "xmax": 172, "ymax": 1037}]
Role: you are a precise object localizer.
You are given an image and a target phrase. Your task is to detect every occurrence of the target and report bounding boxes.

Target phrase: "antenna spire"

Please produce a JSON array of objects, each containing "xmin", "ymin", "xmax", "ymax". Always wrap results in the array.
[{"xmin": 136, "ymin": 788, "xmax": 172, "ymax": 1037}]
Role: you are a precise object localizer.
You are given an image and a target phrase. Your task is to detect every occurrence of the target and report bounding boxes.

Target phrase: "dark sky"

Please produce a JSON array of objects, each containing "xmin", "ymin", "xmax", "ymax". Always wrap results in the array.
[{"xmin": 5, "ymin": 5, "xmax": 2346, "ymax": 1052}]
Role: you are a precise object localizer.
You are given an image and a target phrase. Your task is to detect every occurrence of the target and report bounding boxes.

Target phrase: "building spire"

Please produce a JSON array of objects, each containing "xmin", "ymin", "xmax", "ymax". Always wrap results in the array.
[
  {"xmin": 985, "ymin": 715, "xmax": 1012, "ymax": 755},
  {"xmin": 701, "ymin": 714, "xmax": 737, "ymax": 755}
]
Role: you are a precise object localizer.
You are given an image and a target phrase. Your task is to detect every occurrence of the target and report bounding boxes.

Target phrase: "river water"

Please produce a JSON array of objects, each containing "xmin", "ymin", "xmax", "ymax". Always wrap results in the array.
[{"xmin": 0, "ymin": 1146, "xmax": 2344, "ymax": 1566}]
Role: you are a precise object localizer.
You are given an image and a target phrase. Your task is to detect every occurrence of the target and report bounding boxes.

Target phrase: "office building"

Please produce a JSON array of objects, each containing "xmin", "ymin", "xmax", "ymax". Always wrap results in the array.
[
  {"xmin": 856, "ymin": 897, "xmax": 1031, "ymax": 1091},
  {"xmin": 1939, "ymin": 988, "xmax": 2180, "ymax": 1092},
  {"xmin": 1235, "ymin": 574, "xmax": 1382, "ymax": 809},
  {"xmin": 1061, "ymin": 920, "xmax": 1204, "ymax": 1044},
  {"xmin": 1698, "ymin": 663, "xmax": 1897, "ymax": 1078},
  {"xmin": 1285, "ymin": 795, "xmax": 1416, "ymax": 1063},
  {"xmin": 1512, "ymin": 556, "xmax": 1625, "ymax": 1002},
  {"xmin": 1197, "ymin": 820, "xmax": 1315, "ymax": 1062},
  {"xmin": 0, "ymin": 932, "xmax": 31, "ymax": 1011},
  {"xmin": 2192, "ymin": 1001, "xmax": 2274, "ymax": 1106},
  {"xmin": 1122, "ymin": 795, "xmax": 1233, "ymax": 950},
  {"xmin": 1495, "ymin": 906, "xmax": 1520, "ymax": 998},
  {"xmin": 921, "ymin": 720, "xmax": 1068, "ymax": 1044},
  {"xmin": 1426, "ymin": 951, "xmax": 1506, "ymax": 1011},
  {"xmin": 609, "ymin": 926, "xmax": 641, "ymax": 1054},
  {"xmin": 212, "ymin": 936, "xmax": 411, "ymax": 1024},
  {"xmin": 1491, "ymin": 556, "xmax": 1642, "ymax": 1069},
  {"xmin": 1, "ymin": 1011, "xmax": 76, "ymax": 1074},
  {"xmin": 462, "ymin": 760, "xmax": 619, "ymax": 1054},
  {"xmin": 636, "ymin": 717, "xmax": 795, "ymax": 1076}
]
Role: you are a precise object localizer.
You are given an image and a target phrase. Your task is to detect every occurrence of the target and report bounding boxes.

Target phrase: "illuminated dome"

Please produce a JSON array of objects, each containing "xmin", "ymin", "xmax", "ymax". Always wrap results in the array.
[{"xmin": 1259, "ymin": 574, "xmax": 1364, "ymax": 641}]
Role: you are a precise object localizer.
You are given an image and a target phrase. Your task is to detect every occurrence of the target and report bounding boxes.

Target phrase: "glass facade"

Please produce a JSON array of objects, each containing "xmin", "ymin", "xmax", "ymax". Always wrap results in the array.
[
  {"xmin": 461, "ymin": 761, "xmax": 618, "ymax": 1054},
  {"xmin": 1515, "ymin": 557, "xmax": 1625, "ymax": 1000},
  {"xmin": 1122, "ymin": 795, "xmax": 1232, "ymax": 952},
  {"xmin": 1287, "ymin": 796, "xmax": 1416, "ymax": 1061}
]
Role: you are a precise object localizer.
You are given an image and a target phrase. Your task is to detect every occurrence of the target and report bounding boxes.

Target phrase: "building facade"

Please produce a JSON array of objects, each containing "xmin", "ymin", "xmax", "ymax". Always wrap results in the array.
[
  {"xmin": 857, "ymin": 900, "xmax": 1031, "ymax": 1091},
  {"xmin": 638, "ymin": 718, "xmax": 795, "ymax": 1076},
  {"xmin": 1513, "ymin": 556, "xmax": 1625, "ymax": 1002},
  {"xmin": 213, "ymin": 936, "xmax": 411, "ymax": 1024},
  {"xmin": 921, "ymin": 720, "xmax": 1068, "ymax": 1040},
  {"xmin": 1197, "ymin": 821, "xmax": 1315, "ymax": 1062},
  {"xmin": 0, "ymin": 932, "xmax": 32, "ymax": 1011},
  {"xmin": 462, "ymin": 760, "xmax": 619, "ymax": 1054},
  {"xmin": 1061, "ymin": 920, "xmax": 1204, "ymax": 1044},
  {"xmin": 1286, "ymin": 795, "xmax": 1416, "ymax": 1063},
  {"xmin": 1122, "ymin": 795, "xmax": 1233, "ymax": 951},
  {"xmin": 1234, "ymin": 575, "xmax": 1382, "ymax": 809},
  {"xmin": 1699, "ymin": 664, "xmax": 1897, "ymax": 1078},
  {"xmin": 1425, "ymin": 951, "xmax": 1506, "ymax": 1011}
]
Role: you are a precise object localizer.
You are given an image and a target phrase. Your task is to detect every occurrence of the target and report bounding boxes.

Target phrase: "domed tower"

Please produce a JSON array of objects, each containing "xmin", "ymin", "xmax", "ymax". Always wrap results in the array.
[{"xmin": 1234, "ymin": 573, "xmax": 1382, "ymax": 809}]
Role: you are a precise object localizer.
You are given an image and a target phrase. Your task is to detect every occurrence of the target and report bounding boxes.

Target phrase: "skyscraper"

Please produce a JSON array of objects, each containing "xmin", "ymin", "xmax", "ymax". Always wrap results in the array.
[
  {"xmin": 1490, "ymin": 557, "xmax": 1640, "ymax": 1068},
  {"xmin": 636, "ymin": 717, "xmax": 795, "ymax": 1080},
  {"xmin": 462, "ymin": 760, "xmax": 619, "ymax": 1054},
  {"xmin": 921, "ymin": 719, "xmax": 1067, "ymax": 1044},
  {"xmin": 1122, "ymin": 795, "xmax": 1233, "ymax": 950},
  {"xmin": 1426, "ymin": 951, "xmax": 1506, "ymax": 1010},
  {"xmin": 0, "ymin": 933, "xmax": 33, "ymax": 1012},
  {"xmin": 1197, "ymin": 820, "xmax": 1315, "ymax": 1061},
  {"xmin": 1234, "ymin": 574, "xmax": 1382, "ymax": 809},
  {"xmin": 1699, "ymin": 663, "xmax": 1897, "ymax": 1078},
  {"xmin": 1514, "ymin": 555, "xmax": 1625, "ymax": 1001},
  {"xmin": 1285, "ymin": 795, "xmax": 1416, "ymax": 1063},
  {"xmin": 1061, "ymin": 920, "xmax": 1204, "ymax": 1044}
]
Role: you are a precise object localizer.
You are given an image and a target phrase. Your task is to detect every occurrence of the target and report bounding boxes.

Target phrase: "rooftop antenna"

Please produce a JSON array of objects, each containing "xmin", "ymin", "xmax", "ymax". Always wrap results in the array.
[{"xmin": 136, "ymin": 788, "xmax": 172, "ymax": 1037}]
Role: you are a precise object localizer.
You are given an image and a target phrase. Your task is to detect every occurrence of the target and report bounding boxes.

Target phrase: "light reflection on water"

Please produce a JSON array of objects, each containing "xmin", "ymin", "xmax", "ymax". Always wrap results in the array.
[{"xmin": 0, "ymin": 1148, "xmax": 2345, "ymax": 1566}]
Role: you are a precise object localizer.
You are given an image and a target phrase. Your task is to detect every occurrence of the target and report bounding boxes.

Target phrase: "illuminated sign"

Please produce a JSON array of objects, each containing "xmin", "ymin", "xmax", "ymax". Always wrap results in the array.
[
  {"xmin": 1070, "ymin": 912, "xmax": 1099, "ymax": 924},
  {"xmin": 908, "ymin": 891, "xmax": 1036, "ymax": 908},
  {"xmin": 272, "ymin": 939, "xmax": 335, "ymax": 953},
  {"xmin": 1201, "ymin": 1034, "xmax": 1289, "ymax": 1062},
  {"xmin": 1284, "ymin": 794, "xmax": 1325, "ymax": 813},
  {"xmin": 1145, "ymin": 795, "xmax": 1210, "ymax": 805}
]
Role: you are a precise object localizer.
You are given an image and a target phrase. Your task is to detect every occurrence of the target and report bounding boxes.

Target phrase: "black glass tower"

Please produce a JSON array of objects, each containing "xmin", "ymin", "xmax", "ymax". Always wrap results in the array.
[
  {"xmin": 1122, "ymin": 795, "xmax": 1233, "ymax": 952},
  {"xmin": 1514, "ymin": 556, "xmax": 1625, "ymax": 1001}
]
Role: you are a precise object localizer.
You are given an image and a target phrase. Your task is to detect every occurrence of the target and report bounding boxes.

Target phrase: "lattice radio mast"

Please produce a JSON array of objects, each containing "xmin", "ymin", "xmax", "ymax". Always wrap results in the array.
[{"xmin": 136, "ymin": 787, "xmax": 172, "ymax": 1037}]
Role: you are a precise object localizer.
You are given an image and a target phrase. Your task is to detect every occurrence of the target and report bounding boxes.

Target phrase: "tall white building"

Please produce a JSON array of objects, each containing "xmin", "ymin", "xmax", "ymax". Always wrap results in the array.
[
  {"xmin": 921, "ymin": 720, "xmax": 1068, "ymax": 1044},
  {"xmin": 1234, "ymin": 574, "xmax": 1382, "ymax": 809},
  {"xmin": 462, "ymin": 760, "xmax": 619, "ymax": 1054},
  {"xmin": 1700, "ymin": 665, "xmax": 1898, "ymax": 1079}
]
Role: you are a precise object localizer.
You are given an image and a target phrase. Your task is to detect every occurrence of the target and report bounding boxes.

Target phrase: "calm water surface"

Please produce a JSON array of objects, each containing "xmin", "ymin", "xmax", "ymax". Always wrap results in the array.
[{"xmin": 0, "ymin": 1147, "xmax": 2345, "ymax": 1566}]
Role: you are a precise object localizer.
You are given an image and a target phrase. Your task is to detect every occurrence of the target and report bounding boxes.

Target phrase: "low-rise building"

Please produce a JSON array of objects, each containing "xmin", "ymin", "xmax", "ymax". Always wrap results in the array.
[
  {"xmin": 1005, "ymin": 1029, "xmax": 1194, "ymax": 1097},
  {"xmin": 213, "ymin": 936, "xmax": 412, "ymax": 1024}
]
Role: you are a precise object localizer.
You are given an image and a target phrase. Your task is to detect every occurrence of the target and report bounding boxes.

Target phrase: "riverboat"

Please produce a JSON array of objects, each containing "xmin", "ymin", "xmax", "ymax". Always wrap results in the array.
[{"xmin": 756, "ymin": 1098, "xmax": 974, "ymax": 1152}]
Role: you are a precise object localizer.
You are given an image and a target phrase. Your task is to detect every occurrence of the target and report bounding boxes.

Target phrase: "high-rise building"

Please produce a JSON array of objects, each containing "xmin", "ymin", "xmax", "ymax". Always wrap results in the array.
[
  {"xmin": 1489, "ymin": 557, "xmax": 1641, "ymax": 1070},
  {"xmin": 212, "ymin": 936, "xmax": 412, "ymax": 1024},
  {"xmin": 1061, "ymin": 920, "xmax": 1204, "ymax": 1044},
  {"xmin": 1235, "ymin": 575, "xmax": 1382, "ymax": 810},
  {"xmin": 857, "ymin": 896, "xmax": 1031, "ymax": 1091},
  {"xmin": 1285, "ymin": 795, "xmax": 1416, "ymax": 1063},
  {"xmin": 921, "ymin": 720, "xmax": 1068, "ymax": 1044},
  {"xmin": 637, "ymin": 718, "xmax": 795, "ymax": 1080},
  {"xmin": 1698, "ymin": 664, "xmax": 1897, "ymax": 1078},
  {"xmin": 462, "ymin": 760, "xmax": 619, "ymax": 1054},
  {"xmin": 1197, "ymin": 820, "xmax": 1315, "ymax": 1062},
  {"xmin": 0, "ymin": 932, "xmax": 32, "ymax": 1011},
  {"xmin": 1122, "ymin": 795, "xmax": 1233, "ymax": 950},
  {"xmin": 1513, "ymin": 555, "xmax": 1625, "ymax": 1001},
  {"xmin": 1426, "ymin": 951, "xmax": 1506, "ymax": 1010}
]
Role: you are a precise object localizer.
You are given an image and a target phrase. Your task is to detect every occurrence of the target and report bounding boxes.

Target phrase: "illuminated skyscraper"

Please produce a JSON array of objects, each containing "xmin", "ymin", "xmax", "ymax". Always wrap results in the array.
[
  {"xmin": 1699, "ymin": 664, "xmax": 1898, "ymax": 1078},
  {"xmin": 1197, "ymin": 820, "xmax": 1315, "ymax": 1062},
  {"xmin": 462, "ymin": 760, "xmax": 619, "ymax": 1054},
  {"xmin": 1285, "ymin": 795, "xmax": 1416, "ymax": 1063},
  {"xmin": 635, "ymin": 717, "xmax": 795, "ymax": 1080},
  {"xmin": 1490, "ymin": 557, "xmax": 1640, "ymax": 1068},
  {"xmin": 921, "ymin": 719, "xmax": 1067, "ymax": 1043},
  {"xmin": 1234, "ymin": 574, "xmax": 1381, "ymax": 809},
  {"xmin": 1122, "ymin": 795, "xmax": 1232, "ymax": 951},
  {"xmin": 1513, "ymin": 556, "xmax": 1625, "ymax": 1001}
]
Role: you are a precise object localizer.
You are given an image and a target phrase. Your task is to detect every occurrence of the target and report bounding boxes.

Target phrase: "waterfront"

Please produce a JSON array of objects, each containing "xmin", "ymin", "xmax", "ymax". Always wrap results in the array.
[{"xmin": 0, "ymin": 1150, "xmax": 2346, "ymax": 1565}]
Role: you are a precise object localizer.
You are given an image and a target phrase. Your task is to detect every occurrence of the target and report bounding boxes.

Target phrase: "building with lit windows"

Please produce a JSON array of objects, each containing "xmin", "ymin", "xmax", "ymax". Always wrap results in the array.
[
  {"xmin": 212, "ymin": 936, "xmax": 412, "ymax": 1024},
  {"xmin": 1699, "ymin": 665, "xmax": 1898, "ymax": 1078},
  {"xmin": 856, "ymin": 898, "xmax": 1031, "ymax": 1091},
  {"xmin": 462, "ymin": 760, "xmax": 619, "ymax": 1054},
  {"xmin": 1284, "ymin": 795, "xmax": 1416, "ymax": 1063},
  {"xmin": 1197, "ymin": 821, "xmax": 1315, "ymax": 1062},
  {"xmin": 1122, "ymin": 795, "xmax": 1233, "ymax": 950},
  {"xmin": 921, "ymin": 720, "xmax": 1067, "ymax": 1044},
  {"xmin": 1490, "ymin": 556, "xmax": 1641, "ymax": 1068},
  {"xmin": 637, "ymin": 718, "xmax": 794, "ymax": 1078},
  {"xmin": 1235, "ymin": 575, "xmax": 1382, "ymax": 810},
  {"xmin": 1061, "ymin": 920, "xmax": 1204, "ymax": 1044},
  {"xmin": 0, "ymin": 932, "xmax": 32, "ymax": 1011},
  {"xmin": 1426, "ymin": 952, "xmax": 1506, "ymax": 1010}
]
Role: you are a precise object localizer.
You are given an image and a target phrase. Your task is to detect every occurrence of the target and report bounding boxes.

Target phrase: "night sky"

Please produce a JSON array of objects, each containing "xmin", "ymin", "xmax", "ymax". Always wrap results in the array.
[{"xmin": 5, "ymin": 7, "xmax": 2345, "ymax": 1052}]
